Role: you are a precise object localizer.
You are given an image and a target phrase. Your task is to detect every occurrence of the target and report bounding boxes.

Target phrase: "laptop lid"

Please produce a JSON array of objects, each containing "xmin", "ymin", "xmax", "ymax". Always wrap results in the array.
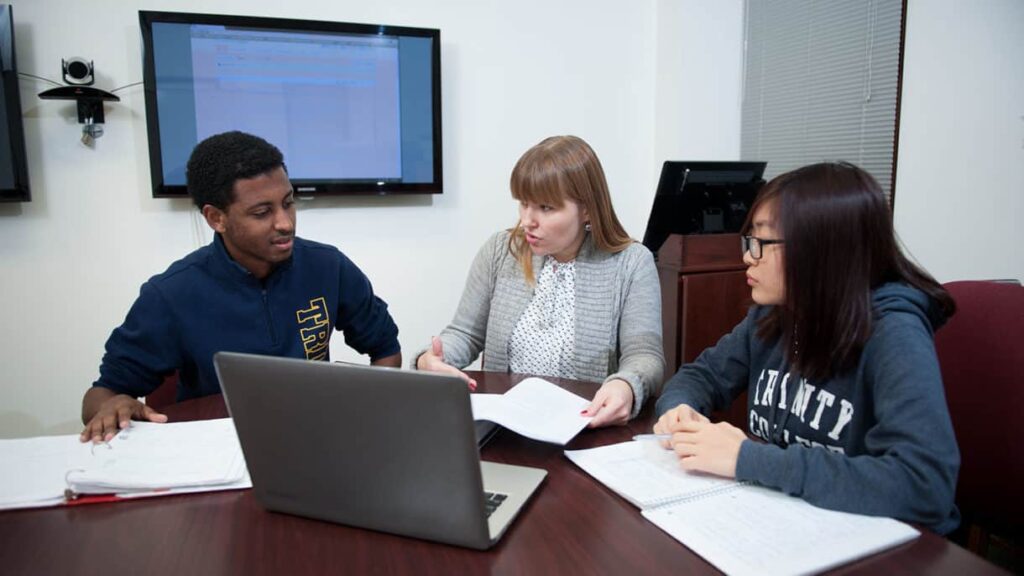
[
  {"xmin": 333, "ymin": 359, "xmax": 499, "ymax": 448},
  {"xmin": 213, "ymin": 352, "xmax": 545, "ymax": 549}
]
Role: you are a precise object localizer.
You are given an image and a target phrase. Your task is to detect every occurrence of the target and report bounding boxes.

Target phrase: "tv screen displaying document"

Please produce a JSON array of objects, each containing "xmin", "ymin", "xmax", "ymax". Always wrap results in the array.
[{"xmin": 140, "ymin": 11, "xmax": 442, "ymax": 198}]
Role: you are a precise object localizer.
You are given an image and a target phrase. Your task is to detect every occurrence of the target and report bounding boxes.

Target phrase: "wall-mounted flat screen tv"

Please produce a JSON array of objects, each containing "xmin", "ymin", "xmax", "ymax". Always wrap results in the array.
[
  {"xmin": 0, "ymin": 4, "xmax": 30, "ymax": 202},
  {"xmin": 140, "ymin": 11, "xmax": 441, "ymax": 198}
]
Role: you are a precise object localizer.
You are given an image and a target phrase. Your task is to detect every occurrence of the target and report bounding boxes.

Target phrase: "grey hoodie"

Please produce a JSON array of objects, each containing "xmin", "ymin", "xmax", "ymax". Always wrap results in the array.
[{"xmin": 656, "ymin": 282, "xmax": 960, "ymax": 534}]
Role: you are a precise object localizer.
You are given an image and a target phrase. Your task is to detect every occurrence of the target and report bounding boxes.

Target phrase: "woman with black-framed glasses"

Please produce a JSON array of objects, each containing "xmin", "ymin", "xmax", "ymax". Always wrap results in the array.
[{"xmin": 653, "ymin": 162, "xmax": 961, "ymax": 535}]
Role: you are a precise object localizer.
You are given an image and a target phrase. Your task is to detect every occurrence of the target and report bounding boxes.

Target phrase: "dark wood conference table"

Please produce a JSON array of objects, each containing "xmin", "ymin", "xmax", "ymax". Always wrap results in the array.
[{"xmin": 0, "ymin": 372, "xmax": 1006, "ymax": 575}]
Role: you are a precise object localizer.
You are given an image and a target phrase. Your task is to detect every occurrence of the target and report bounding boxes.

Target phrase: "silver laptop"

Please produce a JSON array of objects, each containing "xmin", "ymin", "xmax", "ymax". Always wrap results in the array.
[{"xmin": 213, "ymin": 351, "xmax": 546, "ymax": 550}]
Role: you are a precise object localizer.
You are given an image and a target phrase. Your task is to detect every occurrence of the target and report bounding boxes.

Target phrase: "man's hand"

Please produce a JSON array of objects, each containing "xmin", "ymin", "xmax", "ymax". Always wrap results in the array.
[
  {"xmin": 80, "ymin": 388, "xmax": 167, "ymax": 443},
  {"xmin": 416, "ymin": 336, "xmax": 477, "ymax": 390},
  {"xmin": 582, "ymin": 379, "xmax": 634, "ymax": 428}
]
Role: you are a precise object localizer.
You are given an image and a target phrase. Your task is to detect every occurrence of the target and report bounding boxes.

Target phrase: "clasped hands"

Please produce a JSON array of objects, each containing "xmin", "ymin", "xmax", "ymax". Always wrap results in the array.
[
  {"xmin": 418, "ymin": 336, "xmax": 634, "ymax": 428},
  {"xmin": 653, "ymin": 404, "xmax": 747, "ymax": 478}
]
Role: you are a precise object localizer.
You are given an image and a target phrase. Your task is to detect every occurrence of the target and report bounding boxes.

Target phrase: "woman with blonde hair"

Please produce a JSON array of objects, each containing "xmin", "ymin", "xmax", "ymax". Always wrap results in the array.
[{"xmin": 414, "ymin": 135, "xmax": 665, "ymax": 427}]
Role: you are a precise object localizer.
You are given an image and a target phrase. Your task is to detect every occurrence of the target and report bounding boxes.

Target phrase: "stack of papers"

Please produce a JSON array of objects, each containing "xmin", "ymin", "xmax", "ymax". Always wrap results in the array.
[
  {"xmin": 0, "ymin": 418, "xmax": 251, "ymax": 510},
  {"xmin": 470, "ymin": 377, "xmax": 592, "ymax": 444}
]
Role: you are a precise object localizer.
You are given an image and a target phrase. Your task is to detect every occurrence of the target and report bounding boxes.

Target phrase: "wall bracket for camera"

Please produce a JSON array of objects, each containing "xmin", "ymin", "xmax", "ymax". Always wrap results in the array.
[
  {"xmin": 37, "ymin": 57, "xmax": 119, "ymax": 144},
  {"xmin": 38, "ymin": 85, "xmax": 119, "ymax": 123}
]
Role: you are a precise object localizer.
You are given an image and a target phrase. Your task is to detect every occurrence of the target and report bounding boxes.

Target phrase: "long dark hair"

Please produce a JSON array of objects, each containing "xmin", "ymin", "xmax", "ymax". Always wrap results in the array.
[{"xmin": 749, "ymin": 162, "xmax": 955, "ymax": 381}]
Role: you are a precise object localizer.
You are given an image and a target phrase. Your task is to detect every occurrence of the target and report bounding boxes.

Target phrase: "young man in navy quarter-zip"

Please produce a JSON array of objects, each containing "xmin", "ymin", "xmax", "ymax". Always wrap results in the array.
[{"xmin": 80, "ymin": 131, "xmax": 402, "ymax": 443}]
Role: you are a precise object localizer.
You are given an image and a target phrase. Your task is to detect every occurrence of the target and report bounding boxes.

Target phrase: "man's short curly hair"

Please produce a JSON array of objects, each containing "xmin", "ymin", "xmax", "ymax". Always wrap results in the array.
[{"xmin": 186, "ymin": 131, "xmax": 286, "ymax": 210}]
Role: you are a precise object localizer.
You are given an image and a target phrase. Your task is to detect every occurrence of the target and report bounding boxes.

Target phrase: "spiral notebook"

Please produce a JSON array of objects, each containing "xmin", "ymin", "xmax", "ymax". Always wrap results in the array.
[{"xmin": 565, "ymin": 441, "xmax": 919, "ymax": 576}]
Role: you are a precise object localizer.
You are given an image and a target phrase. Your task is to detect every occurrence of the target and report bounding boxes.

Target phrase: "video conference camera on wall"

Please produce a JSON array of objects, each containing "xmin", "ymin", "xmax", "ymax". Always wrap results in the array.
[
  {"xmin": 62, "ymin": 57, "xmax": 94, "ymax": 86},
  {"xmin": 38, "ymin": 56, "xmax": 119, "ymax": 145}
]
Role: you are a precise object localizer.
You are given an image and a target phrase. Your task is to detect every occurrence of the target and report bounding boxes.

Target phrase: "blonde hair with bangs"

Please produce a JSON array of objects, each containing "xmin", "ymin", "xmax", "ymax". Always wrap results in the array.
[{"xmin": 508, "ymin": 135, "xmax": 632, "ymax": 282}]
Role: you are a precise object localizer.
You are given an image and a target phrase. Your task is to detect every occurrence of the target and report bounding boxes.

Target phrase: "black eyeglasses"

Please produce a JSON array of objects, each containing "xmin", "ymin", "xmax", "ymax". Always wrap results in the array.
[{"xmin": 741, "ymin": 235, "xmax": 785, "ymax": 260}]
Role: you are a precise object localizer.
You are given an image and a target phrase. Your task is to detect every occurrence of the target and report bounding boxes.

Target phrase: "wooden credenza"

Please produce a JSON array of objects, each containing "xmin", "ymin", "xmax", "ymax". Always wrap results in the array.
[{"xmin": 657, "ymin": 233, "xmax": 750, "ymax": 427}]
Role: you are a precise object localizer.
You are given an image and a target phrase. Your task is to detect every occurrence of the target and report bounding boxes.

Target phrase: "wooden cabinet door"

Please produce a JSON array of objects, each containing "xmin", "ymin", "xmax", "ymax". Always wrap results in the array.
[
  {"xmin": 679, "ymin": 270, "xmax": 749, "ymax": 364},
  {"xmin": 679, "ymin": 270, "xmax": 751, "ymax": 429}
]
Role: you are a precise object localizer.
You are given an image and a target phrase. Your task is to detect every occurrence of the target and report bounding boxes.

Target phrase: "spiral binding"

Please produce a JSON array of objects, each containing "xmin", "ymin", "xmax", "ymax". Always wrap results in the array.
[{"xmin": 644, "ymin": 480, "xmax": 752, "ymax": 509}]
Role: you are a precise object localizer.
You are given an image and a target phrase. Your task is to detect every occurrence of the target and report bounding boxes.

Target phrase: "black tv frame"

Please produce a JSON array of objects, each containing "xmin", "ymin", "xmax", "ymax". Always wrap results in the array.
[
  {"xmin": 0, "ymin": 4, "xmax": 30, "ymax": 202},
  {"xmin": 642, "ymin": 161, "xmax": 767, "ymax": 257},
  {"xmin": 139, "ymin": 10, "xmax": 442, "ymax": 199}
]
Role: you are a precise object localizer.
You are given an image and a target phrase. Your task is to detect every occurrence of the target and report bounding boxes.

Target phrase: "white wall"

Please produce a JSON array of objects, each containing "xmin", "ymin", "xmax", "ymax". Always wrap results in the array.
[
  {"xmin": 654, "ymin": 0, "xmax": 743, "ymax": 162},
  {"xmin": 3, "ymin": 0, "xmax": 1018, "ymax": 440},
  {"xmin": 894, "ymin": 0, "xmax": 1024, "ymax": 282},
  {"xmin": 0, "ymin": 0, "xmax": 745, "ymax": 438}
]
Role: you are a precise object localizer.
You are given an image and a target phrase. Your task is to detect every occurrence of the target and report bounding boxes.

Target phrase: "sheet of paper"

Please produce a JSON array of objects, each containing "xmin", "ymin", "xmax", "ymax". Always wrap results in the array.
[
  {"xmin": 565, "ymin": 440, "xmax": 735, "ymax": 508},
  {"xmin": 0, "ymin": 434, "xmax": 94, "ymax": 508},
  {"xmin": 470, "ymin": 377, "xmax": 592, "ymax": 444},
  {"xmin": 642, "ymin": 484, "xmax": 919, "ymax": 576}
]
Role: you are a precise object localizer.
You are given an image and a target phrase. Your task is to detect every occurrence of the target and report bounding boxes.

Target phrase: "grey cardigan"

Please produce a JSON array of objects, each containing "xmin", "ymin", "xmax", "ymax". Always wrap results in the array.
[{"xmin": 413, "ymin": 230, "xmax": 665, "ymax": 417}]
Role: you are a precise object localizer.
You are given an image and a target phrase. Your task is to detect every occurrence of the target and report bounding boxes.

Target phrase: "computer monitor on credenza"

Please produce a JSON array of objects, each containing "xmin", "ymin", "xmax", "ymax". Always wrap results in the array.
[{"xmin": 642, "ymin": 161, "xmax": 766, "ymax": 257}]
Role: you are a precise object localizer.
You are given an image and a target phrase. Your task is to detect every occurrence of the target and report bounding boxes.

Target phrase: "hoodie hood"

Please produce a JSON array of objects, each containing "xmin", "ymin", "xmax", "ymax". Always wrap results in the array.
[{"xmin": 872, "ymin": 281, "xmax": 948, "ymax": 333}]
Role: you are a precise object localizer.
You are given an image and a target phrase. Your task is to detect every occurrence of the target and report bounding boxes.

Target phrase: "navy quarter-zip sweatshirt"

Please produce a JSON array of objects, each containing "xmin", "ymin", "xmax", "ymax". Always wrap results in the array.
[{"xmin": 93, "ymin": 234, "xmax": 400, "ymax": 402}]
